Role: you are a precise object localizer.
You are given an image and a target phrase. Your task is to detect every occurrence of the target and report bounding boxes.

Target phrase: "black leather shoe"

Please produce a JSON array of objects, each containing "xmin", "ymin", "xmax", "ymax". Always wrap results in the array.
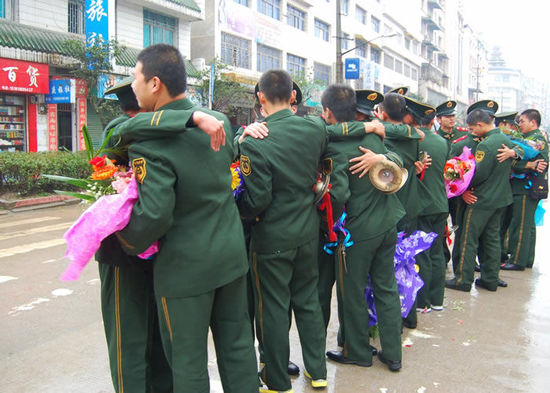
[
  {"xmin": 287, "ymin": 361, "xmax": 299, "ymax": 376},
  {"xmin": 402, "ymin": 320, "xmax": 417, "ymax": 329},
  {"xmin": 371, "ymin": 346, "xmax": 378, "ymax": 356},
  {"xmin": 474, "ymin": 263, "xmax": 481, "ymax": 272},
  {"xmin": 474, "ymin": 278, "xmax": 497, "ymax": 291},
  {"xmin": 445, "ymin": 279, "xmax": 471, "ymax": 292},
  {"xmin": 501, "ymin": 263, "xmax": 525, "ymax": 271},
  {"xmin": 326, "ymin": 350, "xmax": 372, "ymax": 367},
  {"xmin": 497, "ymin": 278, "xmax": 508, "ymax": 287},
  {"xmin": 377, "ymin": 351, "xmax": 401, "ymax": 372}
]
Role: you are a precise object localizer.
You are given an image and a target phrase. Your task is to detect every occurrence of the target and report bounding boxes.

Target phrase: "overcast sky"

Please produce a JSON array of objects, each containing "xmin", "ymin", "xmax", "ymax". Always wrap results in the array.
[{"xmin": 462, "ymin": 0, "xmax": 549, "ymax": 78}]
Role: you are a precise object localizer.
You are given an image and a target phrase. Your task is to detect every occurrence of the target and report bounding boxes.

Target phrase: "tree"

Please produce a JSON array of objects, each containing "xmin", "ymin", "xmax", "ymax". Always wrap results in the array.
[{"xmin": 61, "ymin": 38, "xmax": 124, "ymax": 127}]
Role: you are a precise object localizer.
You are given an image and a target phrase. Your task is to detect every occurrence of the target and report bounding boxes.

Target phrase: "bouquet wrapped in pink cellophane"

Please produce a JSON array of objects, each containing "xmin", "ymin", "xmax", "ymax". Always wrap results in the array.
[
  {"xmin": 60, "ymin": 177, "xmax": 158, "ymax": 281},
  {"xmin": 444, "ymin": 146, "xmax": 476, "ymax": 198}
]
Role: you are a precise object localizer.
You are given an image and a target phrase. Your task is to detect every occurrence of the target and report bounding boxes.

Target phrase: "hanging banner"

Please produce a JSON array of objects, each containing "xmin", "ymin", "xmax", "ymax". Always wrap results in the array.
[
  {"xmin": 47, "ymin": 104, "xmax": 57, "ymax": 151},
  {"xmin": 77, "ymin": 98, "xmax": 87, "ymax": 151},
  {"xmin": 85, "ymin": 0, "xmax": 109, "ymax": 47}
]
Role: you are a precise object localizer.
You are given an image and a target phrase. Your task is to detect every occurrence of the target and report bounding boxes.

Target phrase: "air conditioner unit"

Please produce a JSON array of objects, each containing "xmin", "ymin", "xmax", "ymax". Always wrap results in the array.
[{"xmin": 191, "ymin": 58, "xmax": 207, "ymax": 72}]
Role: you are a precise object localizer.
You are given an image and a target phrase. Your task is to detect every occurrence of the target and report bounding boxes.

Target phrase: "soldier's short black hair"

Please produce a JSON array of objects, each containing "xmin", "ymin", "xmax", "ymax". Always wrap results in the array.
[
  {"xmin": 381, "ymin": 93, "xmax": 406, "ymax": 121},
  {"xmin": 420, "ymin": 111, "xmax": 436, "ymax": 126},
  {"xmin": 137, "ymin": 44, "xmax": 187, "ymax": 97},
  {"xmin": 466, "ymin": 108, "xmax": 492, "ymax": 125},
  {"xmin": 118, "ymin": 90, "xmax": 140, "ymax": 113},
  {"xmin": 321, "ymin": 84, "xmax": 356, "ymax": 122},
  {"xmin": 521, "ymin": 109, "xmax": 541, "ymax": 127},
  {"xmin": 258, "ymin": 70, "xmax": 293, "ymax": 104}
]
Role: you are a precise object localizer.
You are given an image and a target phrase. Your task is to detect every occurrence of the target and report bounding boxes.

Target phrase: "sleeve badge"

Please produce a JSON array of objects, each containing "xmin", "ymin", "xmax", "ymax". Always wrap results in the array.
[
  {"xmin": 240, "ymin": 155, "xmax": 252, "ymax": 176},
  {"xmin": 132, "ymin": 158, "xmax": 147, "ymax": 184},
  {"xmin": 475, "ymin": 150, "xmax": 485, "ymax": 163}
]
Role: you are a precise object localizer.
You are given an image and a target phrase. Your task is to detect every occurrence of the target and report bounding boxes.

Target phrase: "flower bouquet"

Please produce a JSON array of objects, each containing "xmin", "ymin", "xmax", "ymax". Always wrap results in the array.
[
  {"xmin": 231, "ymin": 160, "xmax": 245, "ymax": 198},
  {"xmin": 365, "ymin": 230, "xmax": 435, "ymax": 327},
  {"xmin": 444, "ymin": 146, "xmax": 476, "ymax": 198},
  {"xmin": 43, "ymin": 125, "xmax": 157, "ymax": 281}
]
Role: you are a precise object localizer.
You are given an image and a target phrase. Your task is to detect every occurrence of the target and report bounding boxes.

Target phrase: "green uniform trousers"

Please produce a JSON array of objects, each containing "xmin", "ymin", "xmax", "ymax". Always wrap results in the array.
[
  {"xmin": 416, "ymin": 213, "xmax": 448, "ymax": 309},
  {"xmin": 454, "ymin": 206, "xmax": 505, "ymax": 288},
  {"xmin": 156, "ymin": 275, "xmax": 258, "ymax": 393},
  {"xmin": 251, "ymin": 239, "xmax": 326, "ymax": 391},
  {"xmin": 337, "ymin": 228, "xmax": 402, "ymax": 363},
  {"xmin": 506, "ymin": 195, "xmax": 539, "ymax": 268},
  {"xmin": 99, "ymin": 263, "xmax": 173, "ymax": 393}
]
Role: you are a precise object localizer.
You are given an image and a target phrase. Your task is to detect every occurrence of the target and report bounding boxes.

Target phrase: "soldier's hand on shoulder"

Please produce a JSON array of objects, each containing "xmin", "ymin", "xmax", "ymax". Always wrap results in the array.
[
  {"xmin": 239, "ymin": 122, "xmax": 269, "ymax": 144},
  {"xmin": 365, "ymin": 120, "xmax": 385, "ymax": 140},
  {"xmin": 497, "ymin": 144, "xmax": 516, "ymax": 162},
  {"xmin": 192, "ymin": 111, "xmax": 226, "ymax": 151},
  {"xmin": 416, "ymin": 128, "xmax": 425, "ymax": 141},
  {"xmin": 349, "ymin": 146, "xmax": 384, "ymax": 178}
]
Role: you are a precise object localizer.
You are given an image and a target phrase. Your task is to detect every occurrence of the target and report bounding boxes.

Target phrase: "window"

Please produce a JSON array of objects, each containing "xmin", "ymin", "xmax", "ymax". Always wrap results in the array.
[
  {"xmin": 287, "ymin": 5, "xmax": 305, "ymax": 31},
  {"xmin": 287, "ymin": 54, "xmax": 306, "ymax": 76},
  {"xmin": 384, "ymin": 54, "xmax": 394, "ymax": 69},
  {"xmin": 221, "ymin": 33, "xmax": 251, "ymax": 69},
  {"xmin": 356, "ymin": 6, "xmax": 366, "ymax": 24},
  {"xmin": 314, "ymin": 62, "xmax": 331, "ymax": 85},
  {"xmin": 233, "ymin": 0, "xmax": 249, "ymax": 5},
  {"xmin": 257, "ymin": 44, "xmax": 281, "ymax": 72},
  {"xmin": 404, "ymin": 63, "xmax": 411, "ymax": 78},
  {"xmin": 371, "ymin": 16, "xmax": 380, "ymax": 33},
  {"xmin": 1, "ymin": 0, "xmax": 16, "ymax": 20},
  {"xmin": 143, "ymin": 10, "xmax": 177, "ymax": 47},
  {"xmin": 411, "ymin": 67, "xmax": 418, "ymax": 80},
  {"xmin": 405, "ymin": 37, "xmax": 411, "ymax": 50},
  {"xmin": 68, "ymin": 0, "xmax": 85, "ymax": 34},
  {"xmin": 370, "ymin": 47, "xmax": 381, "ymax": 64},
  {"xmin": 342, "ymin": 33, "xmax": 350, "ymax": 50},
  {"xmin": 315, "ymin": 19, "xmax": 330, "ymax": 41},
  {"xmin": 395, "ymin": 59, "xmax": 403, "ymax": 74},
  {"xmin": 342, "ymin": 0, "xmax": 349, "ymax": 14},
  {"xmin": 355, "ymin": 39, "xmax": 366, "ymax": 57},
  {"xmin": 258, "ymin": 0, "xmax": 280, "ymax": 20}
]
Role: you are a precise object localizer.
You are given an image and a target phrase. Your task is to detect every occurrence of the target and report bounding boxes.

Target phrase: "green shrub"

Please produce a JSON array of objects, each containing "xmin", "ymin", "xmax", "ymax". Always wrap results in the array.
[{"xmin": 0, "ymin": 152, "xmax": 90, "ymax": 196}]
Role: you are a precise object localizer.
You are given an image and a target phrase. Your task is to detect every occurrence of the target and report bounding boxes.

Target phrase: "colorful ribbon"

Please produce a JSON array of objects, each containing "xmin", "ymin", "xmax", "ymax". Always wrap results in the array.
[{"xmin": 324, "ymin": 212, "xmax": 354, "ymax": 255}]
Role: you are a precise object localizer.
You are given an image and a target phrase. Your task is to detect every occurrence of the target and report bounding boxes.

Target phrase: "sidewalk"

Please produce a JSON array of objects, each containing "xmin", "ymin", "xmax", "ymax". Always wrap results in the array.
[{"xmin": 0, "ymin": 195, "xmax": 80, "ymax": 214}]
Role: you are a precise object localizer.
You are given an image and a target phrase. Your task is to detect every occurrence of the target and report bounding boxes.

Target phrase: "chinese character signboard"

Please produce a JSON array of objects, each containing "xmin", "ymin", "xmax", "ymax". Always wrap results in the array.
[
  {"xmin": 0, "ymin": 58, "xmax": 49, "ymax": 93},
  {"xmin": 77, "ymin": 97, "xmax": 87, "ymax": 151},
  {"xmin": 48, "ymin": 104, "xmax": 58, "ymax": 151},
  {"xmin": 345, "ymin": 58, "xmax": 360, "ymax": 80},
  {"xmin": 97, "ymin": 74, "xmax": 124, "ymax": 99},
  {"xmin": 45, "ymin": 79, "xmax": 75, "ymax": 104},
  {"xmin": 86, "ymin": 0, "xmax": 109, "ymax": 47}
]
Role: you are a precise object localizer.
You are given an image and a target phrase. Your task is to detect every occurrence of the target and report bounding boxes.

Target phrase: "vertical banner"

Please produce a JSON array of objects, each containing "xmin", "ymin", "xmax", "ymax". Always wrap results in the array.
[
  {"xmin": 77, "ymin": 98, "xmax": 87, "ymax": 151},
  {"xmin": 208, "ymin": 63, "xmax": 215, "ymax": 110},
  {"xmin": 47, "ymin": 104, "xmax": 57, "ymax": 151},
  {"xmin": 85, "ymin": 0, "xmax": 109, "ymax": 47}
]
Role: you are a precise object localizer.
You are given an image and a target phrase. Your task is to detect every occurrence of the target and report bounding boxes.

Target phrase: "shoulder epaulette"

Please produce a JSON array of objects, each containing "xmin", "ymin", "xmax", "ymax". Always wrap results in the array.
[
  {"xmin": 452, "ymin": 135, "xmax": 468, "ymax": 144},
  {"xmin": 456, "ymin": 127, "xmax": 468, "ymax": 132}
]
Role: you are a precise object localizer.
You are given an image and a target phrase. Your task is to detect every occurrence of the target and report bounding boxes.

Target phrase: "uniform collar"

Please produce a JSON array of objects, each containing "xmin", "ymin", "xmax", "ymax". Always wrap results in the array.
[
  {"xmin": 158, "ymin": 98, "xmax": 194, "ymax": 111},
  {"xmin": 265, "ymin": 108, "xmax": 294, "ymax": 122},
  {"xmin": 485, "ymin": 128, "xmax": 500, "ymax": 137},
  {"xmin": 523, "ymin": 128, "xmax": 539, "ymax": 138}
]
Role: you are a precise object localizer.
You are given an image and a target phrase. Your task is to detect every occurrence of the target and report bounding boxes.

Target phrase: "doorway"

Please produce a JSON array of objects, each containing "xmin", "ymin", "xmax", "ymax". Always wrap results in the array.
[{"xmin": 57, "ymin": 103, "xmax": 73, "ymax": 151}]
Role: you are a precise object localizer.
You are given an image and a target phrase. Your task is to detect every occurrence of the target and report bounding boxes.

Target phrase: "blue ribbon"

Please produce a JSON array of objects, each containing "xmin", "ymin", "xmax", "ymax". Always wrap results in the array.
[
  {"xmin": 324, "ymin": 212, "xmax": 354, "ymax": 255},
  {"xmin": 525, "ymin": 179, "xmax": 533, "ymax": 190}
]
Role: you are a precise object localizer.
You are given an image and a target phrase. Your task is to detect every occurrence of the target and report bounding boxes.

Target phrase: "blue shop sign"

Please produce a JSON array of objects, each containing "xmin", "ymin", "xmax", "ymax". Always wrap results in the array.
[
  {"xmin": 45, "ymin": 79, "xmax": 73, "ymax": 104},
  {"xmin": 345, "ymin": 58, "xmax": 360, "ymax": 80}
]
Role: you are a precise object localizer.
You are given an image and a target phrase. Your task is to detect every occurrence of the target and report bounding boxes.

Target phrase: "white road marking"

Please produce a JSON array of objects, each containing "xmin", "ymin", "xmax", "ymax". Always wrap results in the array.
[
  {"xmin": 417, "ymin": 387, "xmax": 427, "ymax": 393},
  {"xmin": 0, "ymin": 275, "xmax": 18, "ymax": 283},
  {"xmin": 8, "ymin": 298, "xmax": 50, "ymax": 315},
  {"xmin": 51, "ymin": 288, "xmax": 73, "ymax": 297},
  {"xmin": 0, "ymin": 222, "xmax": 72, "ymax": 241},
  {"xmin": 402, "ymin": 337, "xmax": 414, "ymax": 347},
  {"xmin": 0, "ymin": 216, "xmax": 60, "ymax": 229},
  {"xmin": 210, "ymin": 380, "xmax": 223, "ymax": 393},
  {"xmin": 42, "ymin": 259, "xmax": 58, "ymax": 264},
  {"xmin": 87, "ymin": 278, "xmax": 100, "ymax": 285},
  {"xmin": 0, "ymin": 238, "xmax": 66, "ymax": 258},
  {"xmin": 410, "ymin": 330, "xmax": 437, "ymax": 339}
]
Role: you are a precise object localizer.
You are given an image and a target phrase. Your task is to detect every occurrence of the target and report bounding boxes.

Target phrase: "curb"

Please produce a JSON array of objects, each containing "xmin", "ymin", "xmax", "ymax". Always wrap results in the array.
[{"xmin": 0, "ymin": 195, "xmax": 80, "ymax": 213}]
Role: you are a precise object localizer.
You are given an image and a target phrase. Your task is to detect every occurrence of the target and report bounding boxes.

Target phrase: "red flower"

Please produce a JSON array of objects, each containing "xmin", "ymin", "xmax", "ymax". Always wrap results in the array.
[
  {"xmin": 89, "ymin": 155, "xmax": 106, "ymax": 168},
  {"xmin": 449, "ymin": 183, "xmax": 458, "ymax": 193}
]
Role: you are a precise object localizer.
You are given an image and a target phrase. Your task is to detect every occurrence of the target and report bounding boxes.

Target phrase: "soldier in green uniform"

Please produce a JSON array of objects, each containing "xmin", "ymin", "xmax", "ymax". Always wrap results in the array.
[
  {"xmin": 501, "ymin": 109, "xmax": 548, "ymax": 270},
  {"xmin": 322, "ymin": 84, "xmax": 405, "ymax": 372},
  {"xmin": 96, "ymin": 78, "xmax": 173, "ymax": 393},
  {"xmin": 237, "ymin": 70, "xmax": 341, "ymax": 392},
  {"xmin": 445, "ymin": 103, "xmax": 514, "ymax": 292},
  {"xmin": 436, "ymin": 100, "xmax": 468, "ymax": 149},
  {"xmin": 407, "ymin": 100, "xmax": 449, "ymax": 311},
  {"xmin": 112, "ymin": 44, "xmax": 258, "ymax": 393}
]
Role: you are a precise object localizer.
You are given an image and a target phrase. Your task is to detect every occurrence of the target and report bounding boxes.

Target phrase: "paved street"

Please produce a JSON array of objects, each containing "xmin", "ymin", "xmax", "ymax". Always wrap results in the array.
[{"xmin": 1, "ymin": 203, "xmax": 550, "ymax": 393}]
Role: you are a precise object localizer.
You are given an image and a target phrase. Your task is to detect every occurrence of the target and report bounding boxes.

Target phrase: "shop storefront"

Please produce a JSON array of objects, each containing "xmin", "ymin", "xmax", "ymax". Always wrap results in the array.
[{"xmin": 0, "ymin": 58, "xmax": 49, "ymax": 152}]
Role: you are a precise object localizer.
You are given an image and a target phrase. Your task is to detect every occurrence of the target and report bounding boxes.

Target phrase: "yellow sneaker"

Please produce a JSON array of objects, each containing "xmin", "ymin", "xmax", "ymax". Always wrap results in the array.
[
  {"xmin": 259, "ymin": 388, "xmax": 293, "ymax": 393},
  {"xmin": 304, "ymin": 371, "xmax": 328, "ymax": 388}
]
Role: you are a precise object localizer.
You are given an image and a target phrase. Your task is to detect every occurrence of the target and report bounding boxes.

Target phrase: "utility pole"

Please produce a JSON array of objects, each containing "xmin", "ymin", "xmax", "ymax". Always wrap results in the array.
[{"xmin": 335, "ymin": 0, "xmax": 343, "ymax": 83}]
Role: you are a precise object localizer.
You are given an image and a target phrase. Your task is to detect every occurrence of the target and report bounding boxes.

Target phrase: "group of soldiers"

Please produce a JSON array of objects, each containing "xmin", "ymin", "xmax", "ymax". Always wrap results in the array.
[{"xmin": 93, "ymin": 44, "xmax": 547, "ymax": 393}]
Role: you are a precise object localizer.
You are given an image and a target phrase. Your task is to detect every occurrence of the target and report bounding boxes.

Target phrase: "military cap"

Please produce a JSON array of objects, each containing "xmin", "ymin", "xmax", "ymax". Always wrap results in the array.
[
  {"xmin": 466, "ymin": 99, "xmax": 499, "ymax": 115},
  {"xmin": 403, "ymin": 96, "xmax": 436, "ymax": 124},
  {"xmin": 494, "ymin": 111, "xmax": 518, "ymax": 125},
  {"xmin": 254, "ymin": 81, "xmax": 302, "ymax": 105},
  {"xmin": 103, "ymin": 76, "xmax": 135, "ymax": 105},
  {"xmin": 356, "ymin": 90, "xmax": 384, "ymax": 117},
  {"xmin": 388, "ymin": 86, "xmax": 408, "ymax": 96},
  {"xmin": 436, "ymin": 100, "xmax": 457, "ymax": 116}
]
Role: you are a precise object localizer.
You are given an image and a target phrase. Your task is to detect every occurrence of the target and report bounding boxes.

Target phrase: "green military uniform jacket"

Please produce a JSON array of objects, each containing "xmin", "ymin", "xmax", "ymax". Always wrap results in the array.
[
  {"xmin": 236, "ymin": 109, "xmax": 347, "ymax": 254},
  {"xmin": 113, "ymin": 98, "xmax": 249, "ymax": 298},
  {"xmin": 511, "ymin": 129, "xmax": 548, "ymax": 195},
  {"xmin": 418, "ymin": 128, "xmax": 448, "ymax": 216},
  {"xmin": 449, "ymin": 134, "xmax": 481, "ymax": 158},
  {"xmin": 326, "ymin": 122, "xmax": 405, "ymax": 241},
  {"xmin": 470, "ymin": 128, "xmax": 514, "ymax": 209},
  {"xmin": 438, "ymin": 126, "xmax": 468, "ymax": 150}
]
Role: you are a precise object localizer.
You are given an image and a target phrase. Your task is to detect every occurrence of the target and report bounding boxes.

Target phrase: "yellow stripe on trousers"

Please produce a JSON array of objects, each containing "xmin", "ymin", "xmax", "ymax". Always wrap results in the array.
[
  {"xmin": 456, "ymin": 208, "xmax": 473, "ymax": 286},
  {"xmin": 512, "ymin": 195, "xmax": 527, "ymax": 265},
  {"xmin": 161, "ymin": 297, "xmax": 174, "ymax": 342}
]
